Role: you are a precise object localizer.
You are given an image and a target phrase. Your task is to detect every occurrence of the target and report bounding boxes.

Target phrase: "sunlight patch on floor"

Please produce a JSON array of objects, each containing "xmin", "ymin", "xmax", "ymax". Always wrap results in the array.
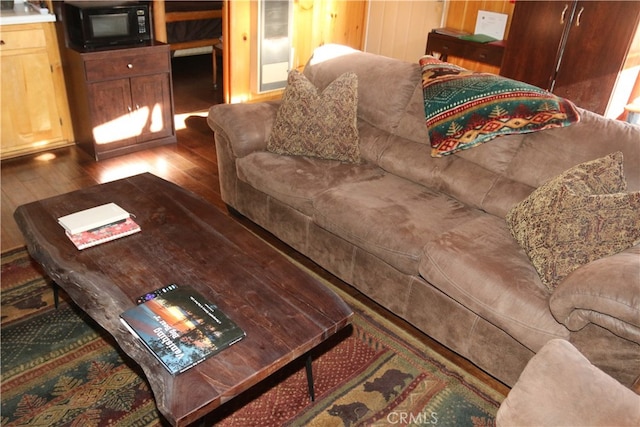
[
  {"xmin": 35, "ymin": 153, "xmax": 57, "ymax": 162},
  {"xmin": 98, "ymin": 162, "xmax": 151, "ymax": 183},
  {"xmin": 97, "ymin": 157, "xmax": 170, "ymax": 184},
  {"xmin": 95, "ymin": 111, "xmax": 208, "ymax": 183},
  {"xmin": 174, "ymin": 111, "xmax": 209, "ymax": 131}
]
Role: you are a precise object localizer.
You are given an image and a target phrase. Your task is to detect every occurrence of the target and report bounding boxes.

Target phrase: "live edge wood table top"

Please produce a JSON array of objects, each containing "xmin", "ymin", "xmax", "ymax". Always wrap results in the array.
[{"xmin": 13, "ymin": 173, "xmax": 353, "ymax": 426}]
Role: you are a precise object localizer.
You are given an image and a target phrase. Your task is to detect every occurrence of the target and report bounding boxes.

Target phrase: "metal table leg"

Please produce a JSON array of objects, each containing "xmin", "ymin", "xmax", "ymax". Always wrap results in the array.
[{"xmin": 305, "ymin": 353, "xmax": 315, "ymax": 401}]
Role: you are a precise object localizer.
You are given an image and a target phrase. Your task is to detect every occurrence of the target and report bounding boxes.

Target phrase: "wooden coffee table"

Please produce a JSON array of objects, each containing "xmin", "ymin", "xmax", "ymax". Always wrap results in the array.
[{"xmin": 13, "ymin": 173, "xmax": 353, "ymax": 426}]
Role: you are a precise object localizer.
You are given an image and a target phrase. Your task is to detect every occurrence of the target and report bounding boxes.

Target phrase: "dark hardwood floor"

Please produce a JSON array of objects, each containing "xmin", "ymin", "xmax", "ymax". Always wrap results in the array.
[
  {"xmin": 1, "ymin": 53, "xmax": 223, "ymax": 251},
  {"xmin": 0, "ymin": 53, "xmax": 510, "ymax": 398}
]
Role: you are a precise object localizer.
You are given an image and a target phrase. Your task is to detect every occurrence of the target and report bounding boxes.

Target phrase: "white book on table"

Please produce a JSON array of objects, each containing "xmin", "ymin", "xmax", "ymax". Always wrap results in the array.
[{"xmin": 58, "ymin": 203, "xmax": 130, "ymax": 235}]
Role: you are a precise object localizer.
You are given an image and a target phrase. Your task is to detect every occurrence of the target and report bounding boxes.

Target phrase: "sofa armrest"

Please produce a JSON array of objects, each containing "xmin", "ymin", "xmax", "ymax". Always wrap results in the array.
[
  {"xmin": 549, "ymin": 245, "xmax": 640, "ymax": 344},
  {"xmin": 207, "ymin": 101, "xmax": 280, "ymax": 158},
  {"xmin": 496, "ymin": 339, "xmax": 640, "ymax": 426}
]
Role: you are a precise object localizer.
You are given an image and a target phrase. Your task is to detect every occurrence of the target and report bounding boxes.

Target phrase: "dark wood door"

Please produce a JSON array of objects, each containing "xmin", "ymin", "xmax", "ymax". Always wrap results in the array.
[
  {"xmin": 87, "ymin": 79, "xmax": 138, "ymax": 149},
  {"xmin": 88, "ymin": 73, "xmax": 174, "ymax": 151},
  {"xmin": 552, "ymin": 1, "xmax": 640, "ymax": 114},
  {"xmin": 130, "ymin": 73, "xmax": 174, "ymax": 144},
  {"xmin": 500, "ymin": 1, "xmax": 572, "ymax": 90}
]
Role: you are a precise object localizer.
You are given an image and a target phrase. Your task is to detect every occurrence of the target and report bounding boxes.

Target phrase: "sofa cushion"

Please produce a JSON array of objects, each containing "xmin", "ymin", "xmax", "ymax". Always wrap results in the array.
[
  {"xmin": 419, "ymin": 55, "xmax": 580, "ymax": 157},
  {"xmin": 373, "ymin": 132, "xmax": 528, "ymax": 218},
  {"xmin": 506, "ymin": 152, "xmax": 640, "ymax": 291},
  {"xmin": 313, "ymin": 174, "xmax": 482, "ymax": 275},
  {"xmin": 236, "ymin": 152, "xmax": 385, "ymax": 217},
  {"xmin": 267, "ymin": 70, "xmax": 360, "ymax": 163},
  {"xmin": 419, "ymin": 215, "xmax": 569, "ymax": 352}
]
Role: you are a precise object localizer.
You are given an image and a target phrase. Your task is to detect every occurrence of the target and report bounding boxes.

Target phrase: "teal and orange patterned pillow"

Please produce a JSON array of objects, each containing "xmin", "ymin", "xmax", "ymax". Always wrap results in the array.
[{"xmin": 420, "ymin": 55, "xmax": 580, "ymax": 157}]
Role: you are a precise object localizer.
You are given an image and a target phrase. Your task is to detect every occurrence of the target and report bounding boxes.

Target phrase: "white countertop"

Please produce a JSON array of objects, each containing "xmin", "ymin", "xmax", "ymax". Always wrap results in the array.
[{"xmin": 0, "ymin": 1, "xmax": 55, "ymax": 26}]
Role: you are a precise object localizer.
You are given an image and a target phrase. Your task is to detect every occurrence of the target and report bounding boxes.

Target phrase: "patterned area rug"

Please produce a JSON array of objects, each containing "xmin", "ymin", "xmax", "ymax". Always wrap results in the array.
[{"xmin": 1, "ymin": 247, "xmax": 505, "ymax": 426}]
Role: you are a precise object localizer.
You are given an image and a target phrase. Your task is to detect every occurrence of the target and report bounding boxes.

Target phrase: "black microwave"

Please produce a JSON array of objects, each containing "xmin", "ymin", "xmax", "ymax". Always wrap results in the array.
[{"xmin": 63, "ymin": 1, "xmax": 151, "ymax": 49}]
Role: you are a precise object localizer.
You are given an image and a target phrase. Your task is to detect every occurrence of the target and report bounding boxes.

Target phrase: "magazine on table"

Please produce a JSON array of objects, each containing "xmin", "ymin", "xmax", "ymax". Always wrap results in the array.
[{"xmin": 120, "ymin": 284, "xmax": 245, "ymax": 375}]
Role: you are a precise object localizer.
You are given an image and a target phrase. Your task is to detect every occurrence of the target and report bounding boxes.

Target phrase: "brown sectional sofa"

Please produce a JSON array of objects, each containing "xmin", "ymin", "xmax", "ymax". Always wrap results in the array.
[{"xmin": 207, "ymin": 45, "xmax": 640, "ymax": 387}]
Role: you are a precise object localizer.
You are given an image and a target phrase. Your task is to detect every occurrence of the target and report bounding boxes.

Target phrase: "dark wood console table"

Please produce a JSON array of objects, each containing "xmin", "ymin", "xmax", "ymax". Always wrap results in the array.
[{"xmin": 425, "ymin": 30, "xmax": 505, "ymax": 68}]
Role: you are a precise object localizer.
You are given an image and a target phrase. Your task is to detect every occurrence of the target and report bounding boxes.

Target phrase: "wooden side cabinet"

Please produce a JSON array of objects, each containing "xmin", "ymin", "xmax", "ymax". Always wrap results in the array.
[
  {"xmin": 64, "ymin": 42, "xmax": 176, "ymax": 160},
  {"xmin": 426, "ymin": 31, "xmax": 505, "ymax": 69},
  {"xmin": 0, "ymin": 22, "xmax": 73, "ymax": 160}
]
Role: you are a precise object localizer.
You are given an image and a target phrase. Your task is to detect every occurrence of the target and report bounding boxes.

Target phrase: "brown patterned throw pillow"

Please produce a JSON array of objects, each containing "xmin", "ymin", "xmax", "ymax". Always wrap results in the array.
[
  {"xmin": 267, "ymin": 70, "xmax": 360, "ymax": 163},
  {"xmin": 506, "ymin": 152, "xmax": 640, "ymax": 291}
]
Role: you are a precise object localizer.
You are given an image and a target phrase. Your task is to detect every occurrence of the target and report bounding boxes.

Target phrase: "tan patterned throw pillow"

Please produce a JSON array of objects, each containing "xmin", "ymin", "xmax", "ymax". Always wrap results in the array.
[
  {"xmin": 267, "ymin": 70, "xmax": 360, "ymax": 163},
  {"xmin": 506, "ymin": 152, "xmax": 640, "ymax": 291}
]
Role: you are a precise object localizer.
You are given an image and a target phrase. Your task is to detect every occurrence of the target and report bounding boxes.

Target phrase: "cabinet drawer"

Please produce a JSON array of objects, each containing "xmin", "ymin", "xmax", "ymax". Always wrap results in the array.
[
  {"xmin": 426, "ymin": 31, "xmax": 505, "ymax": 69},
  {"xmin": 0, "ymin": 28, "xmax": 46, "ymax": 52},
  {"xmin": 426, "ymin": 35, "xmax": 466, "ymax": 57},
  {"xmin": 464, "ymin": 45, "xmax": 503, "ymax": 67},
  {"xmin": 84, "ymin": 51, "xmax": 169, "ymax": 81}
]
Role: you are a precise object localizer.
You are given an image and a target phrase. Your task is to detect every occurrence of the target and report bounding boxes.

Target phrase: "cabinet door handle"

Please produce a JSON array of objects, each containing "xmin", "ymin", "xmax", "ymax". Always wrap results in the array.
[
  {"xmin": 0, "ymin": 40, "xmax": 4, "ymax": 45},
  {"xmin": 560, "ymin": 4, "xmax": 569, "ymax": 24},
  {"xmin": 575, "ymin": 6, "xmax": 584, "ymax": 26},
  {"xmin": 127, "ymin": 63, "xmax": 133, "ymax": 69}
]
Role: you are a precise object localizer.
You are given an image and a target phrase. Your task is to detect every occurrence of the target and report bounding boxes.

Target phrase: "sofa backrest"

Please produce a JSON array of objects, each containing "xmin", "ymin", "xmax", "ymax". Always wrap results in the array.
[
  {"xmin": 432, "ymin": 113, "xmax": 640, "ymax": 217},
  {"xmin": 489, "ymin": 109, "xmax": 640, "ymax": 213},
  {"xmin": 304, "ymin": 45, "xmax": 640, "ymax": 218},
  {"xmin": 303, "ymin": 44, "xmax": 429, "ymax": 145}
]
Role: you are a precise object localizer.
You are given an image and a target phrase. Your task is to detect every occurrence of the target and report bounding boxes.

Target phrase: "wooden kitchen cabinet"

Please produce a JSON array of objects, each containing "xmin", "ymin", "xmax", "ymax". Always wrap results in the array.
[
  {"xmin": 500, "ymin": 1, "xmax": 640, "ymax": 116},
  {"xmin": 0, "ymin": 22, "xmax": 73, "ymax": 160},
  {"xmin": 63, "ymin": 42, "xmax": 176, "ymax": 160}
]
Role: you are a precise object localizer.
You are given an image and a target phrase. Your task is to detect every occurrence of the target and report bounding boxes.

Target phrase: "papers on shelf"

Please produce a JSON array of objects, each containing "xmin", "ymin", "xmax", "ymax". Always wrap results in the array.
[{"xmin": 474, "ymin": 10, "xmax": 508, "ymax": 41}]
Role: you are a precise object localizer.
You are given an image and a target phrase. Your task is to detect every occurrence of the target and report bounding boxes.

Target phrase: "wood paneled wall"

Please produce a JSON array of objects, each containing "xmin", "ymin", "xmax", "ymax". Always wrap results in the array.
[
  {"xmin": 365, "ymin": 1, "xmax": 514, "ymax": 71},
  {"xmin": 444, "ymin": 0, "xmax": 514, "ymax": 73},
  {"xmin": 293, "ymin": 0, "xmax": 367, "ymax": 71},
  {"xmin": 224, "ymin": 1, "xmax": 515, "ymax": 103},
  {"xmin": 445, "ymin": 0, "xmax": 514, "ymax": 36},
  {"xmin": 224, "ymin": 0, "xmax": 367, "ymax": 104},
  {"xmin": 365, "ymin": 1, "xmax": 443, "ymax": 62}
]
